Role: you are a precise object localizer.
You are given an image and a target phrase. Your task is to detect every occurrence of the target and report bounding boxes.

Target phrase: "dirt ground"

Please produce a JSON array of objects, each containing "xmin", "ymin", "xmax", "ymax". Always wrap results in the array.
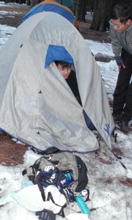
[
  {"xmin": 0, "ymin": 4, "xmax": 111, "ymax": 166},
  {"xmin": 0, "ymin": 4, "xmax": 111, "ymax": 43}
]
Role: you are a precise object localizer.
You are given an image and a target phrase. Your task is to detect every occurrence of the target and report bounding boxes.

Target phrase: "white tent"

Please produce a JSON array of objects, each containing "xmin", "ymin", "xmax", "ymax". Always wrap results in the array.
[{"xmin": 0, "ymin": 12, "xmax": 115, "ymax": 153}]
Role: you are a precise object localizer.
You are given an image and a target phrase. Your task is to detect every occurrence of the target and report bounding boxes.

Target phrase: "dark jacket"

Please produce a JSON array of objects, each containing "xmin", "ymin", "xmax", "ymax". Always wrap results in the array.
[{"xmin": 66, "ymin": 70, "xmax": 81, "ymax": 105}]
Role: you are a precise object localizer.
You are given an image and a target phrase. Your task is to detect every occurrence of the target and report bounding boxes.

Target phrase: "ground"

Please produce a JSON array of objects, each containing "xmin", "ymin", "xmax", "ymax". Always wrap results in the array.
[
  {"xmin": 0, "ymin": 4, "xmax": 111, "ymax": 43},
  {"xmin": 0, "ymin": 131, "xmax": 29, "ymax": 166},
  {"xmin": 0, "ymin": 3, "xmax": 111, "ymax": 166}
]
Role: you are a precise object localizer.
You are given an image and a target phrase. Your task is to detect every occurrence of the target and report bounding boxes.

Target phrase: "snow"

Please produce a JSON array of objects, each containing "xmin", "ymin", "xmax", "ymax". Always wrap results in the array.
[
  {"xmin": 0, "ymin": 2, "xmax": 132, "ymax": 220},
  {"xmin": 85, "ymin": 39, "xmax": 114, "ymax": 56},
  {"xmin": 0, "ymin": 10, "xmax": 20, "ymax": 16},
  {"xmin": 0, "ymin": 24, "xmax": 16, "ymax": 46},
  {"xmin": 0, "ymin": 1, "xmax": 26, "ymax": 7}
]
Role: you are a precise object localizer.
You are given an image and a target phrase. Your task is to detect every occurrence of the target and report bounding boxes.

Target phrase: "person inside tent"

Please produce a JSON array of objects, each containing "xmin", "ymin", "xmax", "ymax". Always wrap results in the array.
[
  {"xmin": 55, "ymin": 60, "xmax": 95, "ymax": 131},
  {"xmin": 55, "ymin": 61, "xmax": 81, "ymax": 105}
]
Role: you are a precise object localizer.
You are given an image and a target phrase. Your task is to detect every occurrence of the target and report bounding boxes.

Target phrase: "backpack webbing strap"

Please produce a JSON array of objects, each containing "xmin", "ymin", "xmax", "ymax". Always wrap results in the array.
[
  {"xmin": 36, "ymin": 181, "xmax": 46, "ymax": 201},
  {"xmin": 47, "ymin": 192, "xmax": 62, "ymax": 207},
  {"xmin": 47, "ymin": 192, "xmax": 65, "ymax": 218},
  {"xmin": 58, "ymin": 208, "xmax": 65, "ymax": 218}
]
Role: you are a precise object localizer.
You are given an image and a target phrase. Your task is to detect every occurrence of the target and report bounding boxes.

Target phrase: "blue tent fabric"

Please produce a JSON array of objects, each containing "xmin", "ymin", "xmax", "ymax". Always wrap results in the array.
[
  {"xmin": 83, "ymin": 110, "xmax": 96, "ymax": 131},
  {"xmin": 20, "ymin": 4, "xmax": 74, "ymax": 23},
  {"xmin": 45, "ymin": 45, "xmax": 75, "ymax": 68}
]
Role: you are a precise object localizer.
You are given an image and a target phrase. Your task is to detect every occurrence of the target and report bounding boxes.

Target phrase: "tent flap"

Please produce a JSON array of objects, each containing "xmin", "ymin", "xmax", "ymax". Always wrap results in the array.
[{"xmin": 45, "ymin": 45, "xmax": 74, "ymax": 67}]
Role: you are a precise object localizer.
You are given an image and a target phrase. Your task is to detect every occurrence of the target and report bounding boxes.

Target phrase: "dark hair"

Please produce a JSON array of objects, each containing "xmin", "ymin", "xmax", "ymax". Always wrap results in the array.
[
  {"xmin": 55, "ymin": 61, "xmax": 71, "ymax": 68},
  {"xmin": 111, "ymin": 4, "xmax": 132, "ymax": 22}
]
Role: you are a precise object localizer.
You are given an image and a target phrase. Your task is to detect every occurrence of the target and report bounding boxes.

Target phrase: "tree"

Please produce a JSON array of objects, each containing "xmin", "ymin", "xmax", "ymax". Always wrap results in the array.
[
  {"xmin": 73, "ymin": 0, "xmax": 87, "ymax": 21},
  {"xmin": 86, "ymin": 0, "xmax": 94, "ymax": 11},
  {"xmin": 90, "ymin": 0, "xmax": 132, "ymax": 32},
  {"xmin": 90, "ymin": 0, "xmax": 113, "ymax": 32}
]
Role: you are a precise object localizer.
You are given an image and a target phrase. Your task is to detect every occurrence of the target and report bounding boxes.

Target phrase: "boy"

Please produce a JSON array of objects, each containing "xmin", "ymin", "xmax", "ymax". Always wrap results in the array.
[
  {"xmin": 55, "ymin": 61, "xmax": 81, "ymax": 104},
  {"xmin": 109, "ymin": 4, "xmax": 132, "ymax": 133}
]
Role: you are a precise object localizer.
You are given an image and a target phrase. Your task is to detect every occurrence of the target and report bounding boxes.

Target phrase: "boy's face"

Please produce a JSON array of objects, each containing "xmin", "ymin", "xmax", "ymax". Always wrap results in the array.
[
  {"xmin": 111, "ymin": 18, "xmax": 131, "ymax": 33},
  {"xmin": 57, "ymin": 63, "xmax": 71, "ymax": 79}
]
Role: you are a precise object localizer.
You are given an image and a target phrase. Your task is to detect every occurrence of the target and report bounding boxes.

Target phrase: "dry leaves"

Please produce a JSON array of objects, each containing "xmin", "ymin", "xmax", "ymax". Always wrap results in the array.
[
  {"xmin": 0, "ymin": 132, "xmax": 28, "ymax": 166},
  {"xmin": 105, "ymin": 177, "xmax": 132, "ymax": 187}
]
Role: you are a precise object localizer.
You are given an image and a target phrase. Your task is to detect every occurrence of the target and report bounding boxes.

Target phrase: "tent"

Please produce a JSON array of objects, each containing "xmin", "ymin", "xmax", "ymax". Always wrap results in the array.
[
  {"xmin": 20, "ymin": 0, "xmax": 78, "ymax": 29},
  {"xmin": 0, "ymin": 12, "xmax": 115, "ymax": 153}
]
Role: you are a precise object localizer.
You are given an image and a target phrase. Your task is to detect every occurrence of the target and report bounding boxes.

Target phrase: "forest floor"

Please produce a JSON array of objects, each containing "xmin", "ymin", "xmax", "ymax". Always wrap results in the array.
[
  {"xmin": 0, "ymin": 3, "xmax": 111, "ymax": 166},
  {"xmin": 0, "ymin": 3, "xmax": 111, "ymax": 43}
]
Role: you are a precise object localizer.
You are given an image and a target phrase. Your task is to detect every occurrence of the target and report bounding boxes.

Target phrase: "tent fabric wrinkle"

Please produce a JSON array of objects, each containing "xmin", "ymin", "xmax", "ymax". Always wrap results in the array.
[{"xmin": 0, "ymin": 12, "xmax": 115, "ymax": 153}]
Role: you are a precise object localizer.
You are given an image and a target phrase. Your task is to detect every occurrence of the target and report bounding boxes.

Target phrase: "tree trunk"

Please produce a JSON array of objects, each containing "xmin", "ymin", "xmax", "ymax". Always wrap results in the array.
[
  {"xmin": 73, "ymin": 0, "xmax": 77, "ymax": 15},
  {"xmin": 90, "ymin": 0, "xmax": 112, "ymax": 31},
  {"xmin": 82, "ymin": 0, "xmax": 87, "ymax": 21},
  {"xmin": 75, "ymin": 0, "xmax": 87, "ymax": 22},
  {"xmin": 91, "ymin": 0, "xmax": 132, "ymax": 32}
]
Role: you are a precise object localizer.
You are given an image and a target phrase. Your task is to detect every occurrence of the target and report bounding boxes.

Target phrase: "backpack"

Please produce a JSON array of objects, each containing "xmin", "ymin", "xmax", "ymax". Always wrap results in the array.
[{"xmin": 22, "ymin": 152, "xmax": 89, "ymax": 217}]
